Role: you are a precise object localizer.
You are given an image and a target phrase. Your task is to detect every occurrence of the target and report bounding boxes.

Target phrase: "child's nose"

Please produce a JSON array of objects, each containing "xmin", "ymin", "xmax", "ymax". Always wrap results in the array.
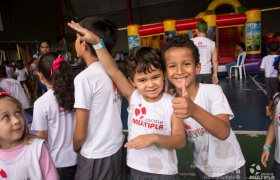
[
  {"xmin": 147, "ymin": 80, "xmax": 155, "ymax": 87},
  {"xmin": 11, "ymin": 116, "xmax": 20, "ymax": 125},
  {"xmin": 176, "ymin": 65, "xmax": 184, "ymax": 74}
]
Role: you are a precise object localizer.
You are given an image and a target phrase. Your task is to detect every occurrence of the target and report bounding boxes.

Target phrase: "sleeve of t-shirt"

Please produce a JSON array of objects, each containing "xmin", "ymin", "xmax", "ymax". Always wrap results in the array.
[
  {"xmin": 260, "ymin": 57, "xmax": 266, "ymax": 69},
  {"xmin": 31, "ymin": 100, "xmax": 48, "ymax": 131},
  {"xmin": 39, "ymin": 142, "xmax": 59, "ymax": 180},
  {"xmin": 209, "ymin": 85, "xmax": 234, "ymax": 120},
  {"xmin": 74, "ymin": 74, "xmax": 93, "ymax": 110}
]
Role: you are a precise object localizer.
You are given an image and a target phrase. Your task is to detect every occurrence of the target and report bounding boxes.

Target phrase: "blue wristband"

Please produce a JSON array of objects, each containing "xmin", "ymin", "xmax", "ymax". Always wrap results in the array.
[
  {"xmin": 263, "ymin": 144, "xmax": 271, "ymax": 151},
  {"xmin": 92, "ymin": 39, "xmax": 105, "ymax": 50}
]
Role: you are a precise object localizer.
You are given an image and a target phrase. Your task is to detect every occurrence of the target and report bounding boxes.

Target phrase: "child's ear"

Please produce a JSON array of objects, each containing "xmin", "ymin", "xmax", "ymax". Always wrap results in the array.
[
  {"xmin": 128, "ymin": 77, "xmax": 137, "ymax": 87},
  {"xmin": 82, "ymin": 41, "xmax": 88, "ymax": 51},
  {"xmin": 37, "ymin": 72, "xmax": 45, "ymax": 85},
  {"xmin": 195, "ymin": 63, "xmax": 201, "ymax": 75}
]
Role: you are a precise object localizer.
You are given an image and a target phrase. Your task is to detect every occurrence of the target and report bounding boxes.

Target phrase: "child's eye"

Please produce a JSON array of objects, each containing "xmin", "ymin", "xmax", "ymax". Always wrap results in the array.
[
  {"xmin": 15, "ymin": 110, "xmax": 22, "ymax": 116},
  {"xmin": 168, "ymin": 65, "xmax": 175, "ymax": 68},
  {"xmin": 153, "ymin": 75, "xmax": 160, "ymax": 79},
  {"xmin": 2, "ymin": 115, "xmax": 9, "ymax": 121}
]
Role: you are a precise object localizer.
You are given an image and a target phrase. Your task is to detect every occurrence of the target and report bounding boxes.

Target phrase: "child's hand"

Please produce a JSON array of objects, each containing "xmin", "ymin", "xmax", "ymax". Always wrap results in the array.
[
  {"xmin": 261, "ymin": 149, "xmax": 270, "ymax": 168},
  {"xmin": 172, "ymin": 78, "xmax": 196, "ymax": 119},
  {"xmin": 68, "ymin": 21, "xmax": 101, "ymax": 44},
  {"xmin": 124, "ymin": 134, "xmax": 156, "ymax": 150}
]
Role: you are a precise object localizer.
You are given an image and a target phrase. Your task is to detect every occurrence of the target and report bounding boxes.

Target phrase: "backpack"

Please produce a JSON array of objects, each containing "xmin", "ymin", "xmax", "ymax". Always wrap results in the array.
[{"xmin": 273, "ymin": 56, "xmax": 280, "ymax": 72}]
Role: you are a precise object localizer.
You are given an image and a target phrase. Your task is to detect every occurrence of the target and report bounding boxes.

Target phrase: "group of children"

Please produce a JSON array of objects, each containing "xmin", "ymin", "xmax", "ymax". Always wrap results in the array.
[{"xmin": 0, "ymin": 16, "xmax": 261, "ymax": 180}]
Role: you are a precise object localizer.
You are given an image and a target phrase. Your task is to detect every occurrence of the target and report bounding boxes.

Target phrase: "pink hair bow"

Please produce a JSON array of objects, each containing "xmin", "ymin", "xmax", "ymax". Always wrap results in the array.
[
  {"xmin": 0, "ymin": 92, "xmax": 11, "ymax": 96},
  {"xmin": 50, "ymin": 55, "xmax": 65, "ymax": 76}
]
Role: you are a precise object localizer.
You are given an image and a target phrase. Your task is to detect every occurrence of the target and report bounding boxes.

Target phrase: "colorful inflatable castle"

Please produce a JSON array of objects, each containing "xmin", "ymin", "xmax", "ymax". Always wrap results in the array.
[{"xmin": 127, "ymin": 0, "xmax": 262, "ymax": 74}]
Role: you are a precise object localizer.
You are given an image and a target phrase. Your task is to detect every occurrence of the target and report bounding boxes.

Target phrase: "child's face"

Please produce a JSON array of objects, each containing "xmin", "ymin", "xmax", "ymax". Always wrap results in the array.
[
  {"xmin": 0, "ymin": 99, "xmax": 24, "ymax": 149},
  {"xmin": 40, "ymin": 42, "xmax": 51, "ymax": 54},
  {"xmin": 130, "ymin": 67, "xmax": 164, "ymax": 102},
  {"xmin": 164, "ymin": 47, "xmax": 200, "ymax": 95}
]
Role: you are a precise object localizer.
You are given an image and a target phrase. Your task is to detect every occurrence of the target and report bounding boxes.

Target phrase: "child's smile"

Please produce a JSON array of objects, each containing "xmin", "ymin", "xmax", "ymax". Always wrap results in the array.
[{"xmin": 164, "ymin": 47, "xmax": 200, "ymax": 94}]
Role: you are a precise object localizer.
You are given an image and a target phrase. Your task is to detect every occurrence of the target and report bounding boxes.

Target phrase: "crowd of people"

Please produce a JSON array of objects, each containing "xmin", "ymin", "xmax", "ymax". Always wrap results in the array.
[{"xmin": 0, "ymin": 17, "xmax": 279, "ymax": 180}]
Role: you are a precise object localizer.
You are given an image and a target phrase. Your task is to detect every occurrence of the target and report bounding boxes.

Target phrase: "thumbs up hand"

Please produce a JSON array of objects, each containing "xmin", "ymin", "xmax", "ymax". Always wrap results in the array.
[{"xmin": 172, "ymin": 78, "xmax": 196, "ymax": 119}]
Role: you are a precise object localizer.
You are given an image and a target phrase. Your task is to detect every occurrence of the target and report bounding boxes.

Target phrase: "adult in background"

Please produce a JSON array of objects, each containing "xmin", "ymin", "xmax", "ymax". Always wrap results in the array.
[
  {"xmin": 192, "ymin": 20, "xmax": 218, "ymax": 84},
  {"xmin": 33, "ymin": 39, "xmax": 51, "ymax": 94},
  {"xmin": 225, "ymin": 42, "xmax": 246, "ymax": 79}
]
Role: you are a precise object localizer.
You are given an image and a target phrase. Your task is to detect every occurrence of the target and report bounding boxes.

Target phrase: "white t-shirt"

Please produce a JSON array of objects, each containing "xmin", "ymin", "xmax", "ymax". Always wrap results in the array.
[
  {"xmin": 63, "ymin": 52, "xmax": 72, "ymax": 63},
  {"xmin": 31, "ymin": 89, "xmax": 78, "ymax": 168},
  {"xmin": 191, "ymin": 37, "xmax": 215, "ymax": 74},
  {"xmin": 114, "ymin": 53, "xmax": 123, "ymax": 61},
  {"xmin": 127, "ymin": 90, "xmax": 178, "ymax": 175},
  {"xmin": 0, "ymin": 139, "xmax": 44, "ymax": 179},
  {"xmin": 30, "ymin": 63, "xmax": 38, "ymax": 75},
  {"xmin": 74, "ymin": 61, "xmax": 124, "ymax": 159},
  {"xmin": 260, "ymin": 55, "xmax": 279, "ymax": 78},
  {"xmin": 5, "ymin": 66, "xmax": 13, "ymax": 78},
  {"xmin": 0, "ymin": 78, "xmax": 30, "ymax": 109},
  {"xmin": 274, "ymin": 95, "xmax": 280, "ymax": 163},
  {"xmin": 16, "ymin": 67, "xmax": 28, "ymax": 81},
  {"xmin": 184, "ymin": 83, "xmax": 245, "ymax": 177}
]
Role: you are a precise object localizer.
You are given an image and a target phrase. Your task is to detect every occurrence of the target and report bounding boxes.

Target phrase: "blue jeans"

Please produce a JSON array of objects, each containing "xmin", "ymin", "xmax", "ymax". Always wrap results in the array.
[{"xmin": 226, "ymin": 61, "xmax": 237, "ymax": 76}]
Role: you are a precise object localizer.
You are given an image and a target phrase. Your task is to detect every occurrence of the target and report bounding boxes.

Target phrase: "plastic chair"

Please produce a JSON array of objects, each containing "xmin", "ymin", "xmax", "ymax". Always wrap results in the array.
[{"xmin": 229, "ymin": 51, "xmax": 247, "ymax": 79}]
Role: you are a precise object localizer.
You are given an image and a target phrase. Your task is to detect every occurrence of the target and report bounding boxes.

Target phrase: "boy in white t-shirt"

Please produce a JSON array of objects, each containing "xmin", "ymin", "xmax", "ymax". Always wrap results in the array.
[
  {"xmin": 161, "ymin": 36, "xmax": 246, "ymax": 179},
  {"xmin": 69, "ymin": 17, "xmax": 125, "ymax": 180},
  {"xmin": 260, "ymin": 41, "xmax": 279, "ymax": 118},
  {"xmin": 68, "ymin": 18, "xmax": 186, "ymax": 179}
]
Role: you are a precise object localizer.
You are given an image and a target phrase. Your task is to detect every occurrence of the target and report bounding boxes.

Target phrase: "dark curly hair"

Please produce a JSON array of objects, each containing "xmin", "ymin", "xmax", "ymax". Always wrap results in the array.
[
  {"xmin": 125, "ymin": 46, "xmax": 163, "ymax": 80},
  {"xmin": 38, "ymin": 52, "xmax": 75, "ymax": 111},
  {"xmin": 16, "ymin": 60, "xmax": 25, "ymax": 70},
  {"xmin": 78, "ymin": 16, "xmax": 118, "ymax": 57},
  {"xmin": 161, "ymin": 35, "xmax": 200, "ymax": 67}
]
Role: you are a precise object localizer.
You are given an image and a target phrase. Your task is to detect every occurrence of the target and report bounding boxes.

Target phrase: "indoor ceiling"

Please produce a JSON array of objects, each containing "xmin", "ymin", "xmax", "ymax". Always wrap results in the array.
[{"xmin": 61, "ymin": 0, "xmax": 280, "ymax": 31}]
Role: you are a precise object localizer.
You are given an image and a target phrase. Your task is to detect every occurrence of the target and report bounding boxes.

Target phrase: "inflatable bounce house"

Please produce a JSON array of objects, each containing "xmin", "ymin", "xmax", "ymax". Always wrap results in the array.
[{"xmin": 127, "ymin": 0, "xmax": 262, "ymax": 74}]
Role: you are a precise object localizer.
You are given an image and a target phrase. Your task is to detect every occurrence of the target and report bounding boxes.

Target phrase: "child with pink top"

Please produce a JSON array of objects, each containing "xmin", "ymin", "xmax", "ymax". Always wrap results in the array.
[{"xmin": 0, "ymin": 92, "xmax": 58, "ymax": 179}]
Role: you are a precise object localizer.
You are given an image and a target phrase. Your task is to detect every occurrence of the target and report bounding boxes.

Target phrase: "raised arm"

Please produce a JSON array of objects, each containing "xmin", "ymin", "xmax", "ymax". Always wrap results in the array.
[{"xmin": 68, "ymin": 21, "xmax": 135, "ymax": 102}]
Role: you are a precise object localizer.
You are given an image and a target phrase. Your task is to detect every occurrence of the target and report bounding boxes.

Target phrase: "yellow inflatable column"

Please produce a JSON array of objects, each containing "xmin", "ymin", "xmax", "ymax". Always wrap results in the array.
[
  {"xmin": 163, "ymin": 19, "xmax": 176, "ymax": 41},
  {"xmin": 127, "ymin": 24, "xmax": 140, "ymax": 51},
  {"xmin": 245, "ymin": 9, "xmax": 261, "ymax": 54},
  {"xmin": 203, "ymin": 14, "xmax": 217, "ymax": 41}
]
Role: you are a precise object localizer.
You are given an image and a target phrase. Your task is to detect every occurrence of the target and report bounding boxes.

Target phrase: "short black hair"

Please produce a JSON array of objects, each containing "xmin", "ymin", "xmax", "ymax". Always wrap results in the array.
[
  {"xmin": 79, "ymin": 16, "xmax": 118, "ymax": 57},
  {"xmin": 269, "ymin": 41, "xmax": 279, "ymax": 53},
  {"xmin": 237, "ymin": 42, "xmax": 246, "ymax": 51},
  {"xmin": 161, "ymin": 35, "xmax": 200, "ymax": 66},
  {"xmin": 0, "ymin": 65, "xmax": 7, "ymax": 78}
]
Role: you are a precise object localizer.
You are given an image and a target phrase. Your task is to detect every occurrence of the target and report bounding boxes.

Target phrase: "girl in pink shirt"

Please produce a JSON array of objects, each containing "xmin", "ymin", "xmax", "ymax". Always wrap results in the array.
[{"xmin": 0, "ymin": 92, "xmax": 58, "ymax": 179}]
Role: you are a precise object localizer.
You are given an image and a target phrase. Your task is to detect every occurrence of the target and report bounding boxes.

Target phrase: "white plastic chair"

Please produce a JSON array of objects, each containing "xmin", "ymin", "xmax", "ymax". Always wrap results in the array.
[{"xmin": 229, "ymin": 51, "xmax": 247, "ymax": 79}]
